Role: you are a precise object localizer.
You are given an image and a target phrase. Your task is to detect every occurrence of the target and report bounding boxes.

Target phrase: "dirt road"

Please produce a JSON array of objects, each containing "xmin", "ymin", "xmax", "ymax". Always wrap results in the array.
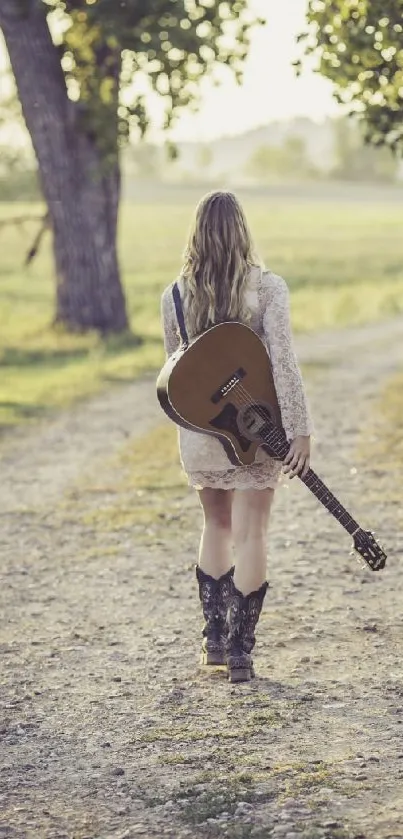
[{"xmin": 1, "ymin": 318, "xmax": 403, "ymax": 839}]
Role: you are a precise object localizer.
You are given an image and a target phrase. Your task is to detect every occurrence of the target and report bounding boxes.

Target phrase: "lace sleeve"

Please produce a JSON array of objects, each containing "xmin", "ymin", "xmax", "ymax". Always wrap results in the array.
[
  {"xmin": 161, "ymin": 286, "xmax": 181, "ymax": 357},
  {"xmin": 262, "ymin": 273, "xmax": 313, "ymax": 441}
]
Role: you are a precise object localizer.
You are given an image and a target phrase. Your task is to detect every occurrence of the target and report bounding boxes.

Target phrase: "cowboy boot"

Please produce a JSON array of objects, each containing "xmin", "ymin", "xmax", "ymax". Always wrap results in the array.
[
  {"xmin": 196, "ymin": 566, "xmax": 234, "ymax": 666},
  {"xmin": 226, "ymin": 580, "xmax": 269, "ymax": 683}
]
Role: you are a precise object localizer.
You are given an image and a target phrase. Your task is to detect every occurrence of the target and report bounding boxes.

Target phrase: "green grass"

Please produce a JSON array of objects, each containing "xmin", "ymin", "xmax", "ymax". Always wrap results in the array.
[
  {"xmin": 376, "ymin": 370, "xmax": 403, "ymax": 468},
  {"xmin": 65, "ymin": 423, "xmax": 189, "ymax": 540},
  {"xmin": 1, "ymin": 192, "xmax": 403, "ymax": 431},
  {"xmin": 358, "ymin": 367, "xmax": 403, "ymax": 523}
]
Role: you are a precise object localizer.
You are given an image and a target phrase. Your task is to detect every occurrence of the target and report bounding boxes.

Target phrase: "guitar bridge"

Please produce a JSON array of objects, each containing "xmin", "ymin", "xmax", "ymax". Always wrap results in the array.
[{"xmin": 211, "ymin": 368, "xmax": 246, "ymax": 404}]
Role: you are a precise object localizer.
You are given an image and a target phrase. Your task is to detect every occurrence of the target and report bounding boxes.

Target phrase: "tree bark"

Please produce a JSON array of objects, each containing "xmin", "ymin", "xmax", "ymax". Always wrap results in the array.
[{"xmin": 0, "ymin": 0, "xmax": 129, "ymax": 333}]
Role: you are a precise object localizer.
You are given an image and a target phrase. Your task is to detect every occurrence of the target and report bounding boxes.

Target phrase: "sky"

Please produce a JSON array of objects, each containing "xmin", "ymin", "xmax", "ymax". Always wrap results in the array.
[
  {"xmin": 167, "ymin": 0, "xmax": 339, "ymax": 141},
  {"xmin": 0, "ymin": 0, "xmax": 339, "ymax": 144}
]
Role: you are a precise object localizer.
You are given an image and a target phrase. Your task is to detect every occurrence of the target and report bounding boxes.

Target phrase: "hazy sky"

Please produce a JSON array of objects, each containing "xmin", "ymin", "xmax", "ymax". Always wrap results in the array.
[
  {"xmin": 0, "ymin": 0, "xmax": 339, "ymax": 142},
  {"xmin": 168, "ymin": 0, "xmax": 339, "ymax": 141}
]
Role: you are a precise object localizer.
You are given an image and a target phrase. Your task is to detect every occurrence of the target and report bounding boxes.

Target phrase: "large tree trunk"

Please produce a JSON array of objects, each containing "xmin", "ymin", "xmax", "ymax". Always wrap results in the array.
[{"xmin": 0, "ymin": 1, "xmax": 129, "ymax": 333}]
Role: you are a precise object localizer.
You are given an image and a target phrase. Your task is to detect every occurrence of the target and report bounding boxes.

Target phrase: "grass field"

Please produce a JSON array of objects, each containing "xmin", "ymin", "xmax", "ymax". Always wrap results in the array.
[{"xmin": 1, "ymin": 189, "xmax": 403, "ymax": 431}]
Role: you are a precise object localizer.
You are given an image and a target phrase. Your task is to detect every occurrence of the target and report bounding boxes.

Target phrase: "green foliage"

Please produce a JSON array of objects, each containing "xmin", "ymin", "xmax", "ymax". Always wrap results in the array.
[
  {"xmin": 0, "ymin": 69, "xmax": 22, "ymax": 127},
  {"xmin": 36, "ymin": 0, "xmax": 263, "ymax": 162},
  {"xmin": 298, "ymin": 0, "xmax": 403, "ymax": 152},
  {"xmin": 0, "ymin": 67, "xmax": 40, "ymax": 198},
  {"xmin": 0, "ymin": 67, "xmax": 37, "ymax": 180},
  {"xmin": 197, "ymin": 144, "xmax": 214, "ymax": 170},
  {"xmin": 0, "ymin": 66, "xmax": 40, "ymax": 198},
  {"xmin": 123, "ymin": 142, "xmax": 163, "ymax": 179},
  {"xmin": 246, "ymin": 135, "xmax": 318, "ymax": 181},
  {"xmin": 0, "ymin": 167, "xmax": 41, "ymax": 200},
  {"xmin": 332, "ymin": 116, "xmax": 398, "ymax": 180}
]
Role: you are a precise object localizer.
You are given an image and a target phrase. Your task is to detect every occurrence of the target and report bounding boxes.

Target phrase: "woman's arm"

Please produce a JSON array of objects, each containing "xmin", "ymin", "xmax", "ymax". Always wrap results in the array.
[
  {"xmin": 262, "ymin": 273, "xmax": 313, "ymax": 474},
  {"xmin": 161, "ymin": 286, "xmax": 181, "ymax": 357}
]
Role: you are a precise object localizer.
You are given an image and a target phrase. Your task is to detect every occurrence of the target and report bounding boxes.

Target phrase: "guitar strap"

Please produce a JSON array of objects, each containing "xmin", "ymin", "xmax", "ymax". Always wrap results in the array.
[{"xmin": 172, "ymin": 281, "xmax": 189, "ymax": 348}]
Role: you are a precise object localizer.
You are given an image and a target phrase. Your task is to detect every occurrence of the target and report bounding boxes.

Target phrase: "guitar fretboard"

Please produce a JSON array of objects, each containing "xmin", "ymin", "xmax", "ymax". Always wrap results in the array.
[{"xmin": 259, "ymin": 422, "xmax": 360, "ymax": 537}]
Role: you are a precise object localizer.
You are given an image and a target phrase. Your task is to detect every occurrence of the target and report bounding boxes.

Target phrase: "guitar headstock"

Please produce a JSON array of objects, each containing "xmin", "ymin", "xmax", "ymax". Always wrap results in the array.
[{"xmin": 353, "ymin": 529, "xmax": 387, "ymax": 571}]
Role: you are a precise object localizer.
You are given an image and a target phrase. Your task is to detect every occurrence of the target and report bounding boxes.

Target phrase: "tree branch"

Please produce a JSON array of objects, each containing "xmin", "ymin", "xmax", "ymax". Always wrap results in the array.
[{"xmin": 0, "ymin": 212, "xmax": 50, "ymax": 265}]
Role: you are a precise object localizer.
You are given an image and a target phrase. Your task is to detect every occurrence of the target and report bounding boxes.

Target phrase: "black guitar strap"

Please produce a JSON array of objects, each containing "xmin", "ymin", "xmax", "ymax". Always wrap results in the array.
[{"xmin": 172, "ymin": 281, "xmax": 189, "ymax": 348}]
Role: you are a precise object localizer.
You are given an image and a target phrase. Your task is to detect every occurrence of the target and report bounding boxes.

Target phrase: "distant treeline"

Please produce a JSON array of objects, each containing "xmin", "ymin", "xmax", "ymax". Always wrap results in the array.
[
  {"xmin": 245, "ymin": 123, "xmax": 398, "ymax": 184},
  {"xmin": 0, "ymin": 116, "xmax": 401, "ymax": 202},
  {"xmin": 124, "ymin": 117, "xmax": 401, "ymax": 187}
]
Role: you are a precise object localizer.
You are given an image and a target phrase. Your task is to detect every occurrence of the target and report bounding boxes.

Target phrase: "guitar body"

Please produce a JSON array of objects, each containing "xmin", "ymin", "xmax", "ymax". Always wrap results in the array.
[{"xmin": 157, "ymin": 322, "xmax": 284, "ymax": 466}]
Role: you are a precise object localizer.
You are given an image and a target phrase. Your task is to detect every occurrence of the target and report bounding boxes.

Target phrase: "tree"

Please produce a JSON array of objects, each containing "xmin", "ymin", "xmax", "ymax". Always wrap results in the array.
[
  {"xmin": 246, "ymin": 135, "xmax": 318, "ymax": 181},
  {"xmin": 197, "ymin": 145, "xmax": 214, "ymax": 175},
  {"xmin": 0, "ymin": 0, "xmax": 261, "ymax": 333},
  {"xmin": 332, "ymin": 116, "xmax": 398, "ymax": 181},
  {"xmin": 123, "ymin": 142, "xmax": 162, "ymax": 180},
  {"xmin": 297, "ymin": 0, "xmax": 403, "ymax": 154}
]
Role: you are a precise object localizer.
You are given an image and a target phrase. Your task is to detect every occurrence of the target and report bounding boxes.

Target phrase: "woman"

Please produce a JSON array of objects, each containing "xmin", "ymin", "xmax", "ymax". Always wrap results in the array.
[{"xmin": 160, "ymin": 190, "xmax": 312, "ymax": 683}]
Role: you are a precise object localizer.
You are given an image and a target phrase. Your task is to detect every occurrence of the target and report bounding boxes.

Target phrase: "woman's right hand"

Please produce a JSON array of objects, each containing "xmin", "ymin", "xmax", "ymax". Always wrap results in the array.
[{"xmin": 283, "ymin": 435, "xmax": 311, "ymax": 479}]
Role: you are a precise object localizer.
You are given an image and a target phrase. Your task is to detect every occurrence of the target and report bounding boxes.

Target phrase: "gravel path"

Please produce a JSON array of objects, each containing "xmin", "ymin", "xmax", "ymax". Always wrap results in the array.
[{"xmin": 1, "ymin": 318, "xmax": 403, "ymax": 839}]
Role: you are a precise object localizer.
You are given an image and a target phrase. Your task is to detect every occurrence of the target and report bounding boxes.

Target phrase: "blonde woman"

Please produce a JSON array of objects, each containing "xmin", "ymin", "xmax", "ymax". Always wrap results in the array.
[{"xmin": 161, "ymin": 190, "xmax": 312, "ymax": 683}]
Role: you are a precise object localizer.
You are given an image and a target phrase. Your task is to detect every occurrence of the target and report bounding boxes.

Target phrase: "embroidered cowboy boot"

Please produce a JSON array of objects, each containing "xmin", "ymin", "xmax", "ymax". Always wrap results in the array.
[
  {"xmin": 226, "ymin": 580, "xmax": 269, "ymax": 683},
  {"xmin": 196, "ymin": 566, "xmax": 234, "ymax": 666}
]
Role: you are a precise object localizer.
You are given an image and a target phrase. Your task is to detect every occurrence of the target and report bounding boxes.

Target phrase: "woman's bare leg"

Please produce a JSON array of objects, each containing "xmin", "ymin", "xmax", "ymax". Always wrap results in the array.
[
  {"xmin": 197, "ymin": 488, "xmax": 233, "ymax": 579},
  {"xmin": 231, "ymin": 488, "xmax": 275, "ymax": 594}
]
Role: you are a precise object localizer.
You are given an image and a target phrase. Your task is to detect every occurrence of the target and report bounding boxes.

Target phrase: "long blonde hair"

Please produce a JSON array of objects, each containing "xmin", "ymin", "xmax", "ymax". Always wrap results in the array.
[{"xmin": 181, "ymin": 190, "xmax": 260, "ymax": 338}]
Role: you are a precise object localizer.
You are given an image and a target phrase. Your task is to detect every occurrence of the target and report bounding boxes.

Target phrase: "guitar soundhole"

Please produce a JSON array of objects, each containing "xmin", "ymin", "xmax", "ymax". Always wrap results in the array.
[
  {"xmin": 237, "ymin": 402, "xmax": 282, "ymax": 459},
  {"xmin": 209, "ymin": 402, "xmax": 252, "ymax": 453},
  {"xmin": 238, "ymin": 403, "xmax": 275, "ymax": 440},
  {"xmin": 209, "ymin": 401, "xmax": 281, "ymax": 458}
]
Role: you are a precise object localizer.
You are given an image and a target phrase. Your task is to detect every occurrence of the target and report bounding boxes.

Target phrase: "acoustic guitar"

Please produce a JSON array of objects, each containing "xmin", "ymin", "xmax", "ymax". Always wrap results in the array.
[{"xmin": 157, "ymin": 321, "xmax": 387, "ymax": 572}]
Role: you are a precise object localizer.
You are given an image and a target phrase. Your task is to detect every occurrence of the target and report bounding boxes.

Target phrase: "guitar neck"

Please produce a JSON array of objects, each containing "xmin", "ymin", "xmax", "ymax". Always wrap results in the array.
[
  {"xmin": 300, "ymin": 467, "xmax": 359, "ymax": 536},
  {"xmin": 260, "ymin": 424, "xmax": 360, "ymax": 538}
]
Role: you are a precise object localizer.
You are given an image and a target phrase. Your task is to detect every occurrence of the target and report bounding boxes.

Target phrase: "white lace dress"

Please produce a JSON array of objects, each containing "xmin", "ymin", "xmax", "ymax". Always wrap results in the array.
[{"xmin": 160, "ymin": 266, "xmax": 313, "ymax": 490}]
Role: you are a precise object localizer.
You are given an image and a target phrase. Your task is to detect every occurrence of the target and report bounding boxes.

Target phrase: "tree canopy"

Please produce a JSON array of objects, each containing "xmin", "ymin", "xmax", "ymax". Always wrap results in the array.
[
  {"xmin": 30, "ymin": 0, "xmax": 262, "ymax": 164},
  {"xmin": 298, "ymin": 0, "xmax": 403, "ymax": 153}
]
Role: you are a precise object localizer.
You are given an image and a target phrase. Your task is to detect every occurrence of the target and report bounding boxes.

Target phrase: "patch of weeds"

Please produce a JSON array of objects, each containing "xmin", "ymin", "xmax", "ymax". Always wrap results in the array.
[
  {"xmin": 358, "ymin": 368, "xmax": 403, "ymax": 520},
  {"xmin": 270, "ymin": 760, "xmax": 336, "ymax": 801},
  {"xmin": 223, "ymin": 826, "xmax": 273, "ymax": 839},
  {"xmin": 295, "ymin": 830, "xmax": 348, "ymax": 839},
  {"xmin": 117, "ymin": 423, "xmax": 186, "ymax": 493},
  {"xmin": 163, "ymin": 753, "xmax": 191, "ymax": 766},
  {"xmin": 141, "ymin": 790, "xmax": 169, "ymax": 808},
  {"xmin": 216, "ymin": 728, "xmax": 253, "ymax": 740},
  {"xmin": 289, "ymin": 767, "xmax": 332, "ymax": 794},
  {"xmin": 233, "ymin": 753, "xmax": 272, "ymax": 772},
  {"xmin": 189, "ymin": 770, "xmax": 217, "ymax": 785},
  {"xmin": 174, "ymin": 768, "xmax": 277, "ymax": 832},
  {"xmin": 179, "ymin": 791, "xmax": 223, "ymax": 825},
  {"xmin": 176, "ymin": 778, "xmax": 256, "ymax": 825},
  {"xmin": 229, "ymin": 772, "xmax": 255, "ymax": 786},
  {"xmin": 64, "ymin": 423, "xmax": 194, "ymax": 538},
  {"xmin": 134, "ymin": 724, "xmax": 249, "ymax": 744},
  {"xmin": 378, "ymin": 371, "xmax": 403, "ymax": 466},
  {"xmin": 81, "ymin": 503, "xmax": 178, "ymax": 532},
  {"xmin": 249, "ymin": 709, "xmax": 282, "ymax": 727}
]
